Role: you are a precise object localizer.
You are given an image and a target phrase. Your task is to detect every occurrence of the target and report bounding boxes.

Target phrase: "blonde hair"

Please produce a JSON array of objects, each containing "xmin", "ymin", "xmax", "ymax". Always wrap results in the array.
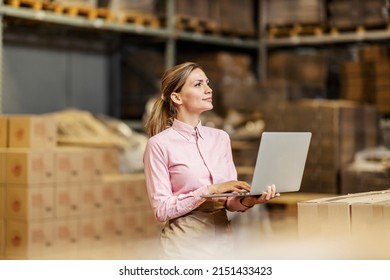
[{"xmin": 145, "ymin": 62, "xmax": 202, "ymax": 137}]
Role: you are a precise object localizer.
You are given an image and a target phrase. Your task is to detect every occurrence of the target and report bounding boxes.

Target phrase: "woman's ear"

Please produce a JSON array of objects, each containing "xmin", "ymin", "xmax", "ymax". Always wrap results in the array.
[{"xmin": 170, "ymin": 92, "xmax": 182, "ymax": 105}]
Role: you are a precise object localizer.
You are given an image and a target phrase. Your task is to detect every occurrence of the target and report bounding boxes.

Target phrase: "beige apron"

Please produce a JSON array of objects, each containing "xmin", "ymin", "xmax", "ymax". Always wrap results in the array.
[{"xmin": 159, "ymin": 201, "xmax": 234, "ymax": 259}]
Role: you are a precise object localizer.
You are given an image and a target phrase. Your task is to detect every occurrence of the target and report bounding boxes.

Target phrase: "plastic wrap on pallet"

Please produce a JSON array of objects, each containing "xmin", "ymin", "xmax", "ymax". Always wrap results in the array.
[
  {"xmin": 53, "ymin": 0, "xmax": 97, "ymax": 8},
  {"xmin": 108, "ymin": 0, "xmax": 157, "ymax": 16},
  {"xmin": 265, "ymin": 0, "xmax": 325, "ymax": 26}
]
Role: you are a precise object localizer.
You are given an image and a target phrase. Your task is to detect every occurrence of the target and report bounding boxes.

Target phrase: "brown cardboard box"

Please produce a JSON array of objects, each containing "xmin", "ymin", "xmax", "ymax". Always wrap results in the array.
[
  {"xmin": 122, "ymin": 208, "xmax": 143, "ymax": 238},
  {"xmin": 103, "ymin": 173, "xmax": 147, "ymax": 210},
  {"xmin": 5, "ymin": 149, "xmax": 55, "ymax": 185},
  {"xmin": 351, "ymin": 199, "xmax": 390, "ymax": 242},
  {"xmin": 98, "ymin": 213, "xmax": 124, "ymax": 243},
  {"xmin": 5, "ymin": 185, "xmax": 55, "ymax": 220},
  {"xmin": 77, "ymin": 216, "xmax": 103, "ymax": 247},
  {"xmin": 8, "ymin": 115, "xmax": 57, "ymax": 149},
  {"xmin": 0, "ymin": 218, "xmax": 4, "ymax": 257},
  {"xmin": 0, "ymin": 149, "xmax": 6, "ymax": 184},
  {"xmin": 0, "ymin": 116, "xmax": 8, "ymax": 148},
  {"xmin": 121, "ymin": 174, "xmax": 149, "ymax": 209},
  {"xmin": 100, "ymin": 180, "xmax": 125, "ymax": 211},
  {"xmin": 6, "ymin": 219, "xmax": 54, "ymax": 257},
  {"xmin": 55, "ymin": 147, "xmax": 89, "ymax": 183},
  {"xmin": 54, "ymin": 183, "xmax": 80, "ymax": 218},
  {"xmin": 101, "ymin": 148, "xmax": 120, "ymax": 174},
  {"xmin": 0, "ymin": 186, "xmax": 3, "ymax": 219},
  {"xmin": 78, "ymin": 183, "xmax": 103, "ymax": 216},
  {"xmin": 341, "ymin": 169, "xmax": 390, "ymax": 194},
  {"xmin": 298, "ymin": 190, "xmax": 390, "ymax": 238},
  {"xmin": 53, "ymin": 218, "xmax": 79, "ymax": 252}
]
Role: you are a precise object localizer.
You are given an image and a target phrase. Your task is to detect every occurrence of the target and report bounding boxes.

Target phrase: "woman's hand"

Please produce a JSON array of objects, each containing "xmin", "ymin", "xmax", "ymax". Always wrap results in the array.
[
  {"xmin": 208, "ymin": 180, "xmax": 251, "ymax": 195},
  {"xmin": 240, "ymin": 184, "xmax": 280, "ymax": 207}
]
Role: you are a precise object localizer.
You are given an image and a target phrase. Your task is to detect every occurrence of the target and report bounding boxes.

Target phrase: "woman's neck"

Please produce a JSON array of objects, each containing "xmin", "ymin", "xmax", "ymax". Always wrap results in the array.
[{"xmin": 176, "ymin": 114, "xmax": 200, "ymax": 128}]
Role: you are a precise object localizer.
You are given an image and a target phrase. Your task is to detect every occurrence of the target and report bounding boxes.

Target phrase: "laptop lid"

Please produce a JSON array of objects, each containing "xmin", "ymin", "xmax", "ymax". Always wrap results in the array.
[{"xmin": 201, "ymin": 132, "xmax": 312, "ymax": 198}]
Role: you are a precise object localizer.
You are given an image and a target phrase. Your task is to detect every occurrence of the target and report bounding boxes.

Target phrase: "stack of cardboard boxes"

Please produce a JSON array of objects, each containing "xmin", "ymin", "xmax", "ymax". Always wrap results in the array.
[
  {"xmin": 260, "ymin": 99, "xmax": 379, "ymax": 194},
  {"xmin": 0, "ymin": 114, "xmax": 160, "ymax": 259},
  {"xmin": 298, "ymin": 189, "xmax": 390, "ymax": 247}
]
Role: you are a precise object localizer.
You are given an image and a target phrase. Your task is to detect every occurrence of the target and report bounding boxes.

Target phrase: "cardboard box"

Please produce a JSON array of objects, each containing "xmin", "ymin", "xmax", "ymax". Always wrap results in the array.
[
  {"xmin": 8, "ymin": 115, "xmax": 57, "ymax": 149},
  {"xmin": 98, "ymin": 213, "xmax": 124, "ymax": 242},
  {"xmin": 54, "ymin": 148, "xmax": 84, "ymax": 183},
  {"xmin": 119, "ymin": 174, "xmax": 149, "ymax": 209},
  {"xmin": 79, "ymin": 148, "xmax": 103, "ymax": 182},
  {"xmin": 78, "ymin": 183, "xmax": 103, "ymax": 215},
  {"xmin": 0, "ymin": 149, "xmax": 6, "ymax": 184},
  {"xmin": 0, "ymin": 186, "xmax": 4, "ymax": 219},
  {"xmin": 101, "ymin": 148, "xmax": 120, "ymax": 174},
  {"xmin": 53, "ymin": 218, "xmax": 79, "ymax": 251},
  {"xmin": 5, "ymin": 185, "xmax": 55, "ymax": 220},
  {"xmin": 0, "ymin": 219, "xmax": 4, "ymax": 257},
  {"xmin": 0, "ymin": 116, "xmax": 8, "ymax": 148},
  {"xmin": 298, "ymin": 190, "xmax": 390, "ymax": 238},
  {"xmin": 77, "ymin": 216, "xmax": 102, "ymax": 247},
  {"xmin": 122, "ymin": 208, "xmax": 143, "ymax": 238},
  {"xmin": 5, "ymin": 149, "xmax": 55, "ymax": 185},
  {"xmin": 6, "ymin": 220, "xmax": 54, "ymax": 257},
  {"xmin": 54, "ymin": 183, "xmax": 80, "ymax": 218},
  {"xmin": 101, "ymin": 175, "xmax": 130, "ymax": 210}
]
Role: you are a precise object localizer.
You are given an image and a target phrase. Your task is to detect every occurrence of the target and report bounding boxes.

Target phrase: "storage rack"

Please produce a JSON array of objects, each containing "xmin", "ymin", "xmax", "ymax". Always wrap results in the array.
[
  {"xmin": 1, "ymin": 0, "xmax": 390, "ymax": 115},
  {"xmin": 0, "ymin": 0, "xmax": 262, "ymax": 115}
]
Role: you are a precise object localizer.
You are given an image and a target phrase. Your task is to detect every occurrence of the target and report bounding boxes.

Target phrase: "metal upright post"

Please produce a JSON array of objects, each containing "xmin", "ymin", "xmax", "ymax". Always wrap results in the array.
[
  {"xmin": 165, "ymin": 0, "xmax": 176, "ymax": 69},
  {"xmin": 258, "ymin": 0, "xmax": 267, "ymax": 83}
]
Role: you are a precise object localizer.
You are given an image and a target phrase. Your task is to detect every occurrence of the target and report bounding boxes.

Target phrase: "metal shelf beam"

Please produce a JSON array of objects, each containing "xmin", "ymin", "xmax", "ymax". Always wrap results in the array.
[
  {"xmin": 0, "ymin": 5, "xmax": 259, "ymax": 49},
  {"xmin": 266, "ymin": 30, "xmax": 390, "ymax": 47}
]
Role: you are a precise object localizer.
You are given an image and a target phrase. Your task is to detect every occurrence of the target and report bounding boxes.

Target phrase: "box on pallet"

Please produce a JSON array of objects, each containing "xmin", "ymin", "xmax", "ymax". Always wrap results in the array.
[
  {"xmin": 5, "ymin": 185, "xmax": 55, "ymax": 221},
  {"xmin": 298, "ymin": 190, "xmax": 390, "ymax": 239},
  {"xmin": 5, "ymin": 149, "xmax": 56, "ymax": 185},
  {"xmin": 0, "ymin": 116, "xmax": 8, "ymax": 148},
  {"xmin": 55, "ymin": 147, "xmax": 104, "ymax": 183},
  {"xmin": 77, "ymin": 216, "xmax": 103, "ymax": 247},
  {"xmin": 351, "ymin": 198, "xmax": 390, "ymax": 242},
  {"xmin": 53, "ymin": 218, "xmax": 79, "ymax": 252},
  {"xmin": 0, "ymin": 186, "xmax": 4, "ymax": 219},
  {"xmin": 8, "ymin": 115, "xmax": 57, "ymax": 149},
  {"xmin": 6, "ymin": 219, "xmax": 55, "ymax": 258},
  {"xmin": 55, "ymin": 183, "xmax": 80, "ymax": 218},
  {"xmin": 99, "ymin": 212, "xmax": 124, "ymax": 242},
  {"xmin": 101, "ymin": 147, "xmax": 120, "ymax": 174},
  {"xmin": 109, "ymin": 0, "xmax": 156, "ymax": 17},
  {"xmin": 52, "ymin": 0, "xmax": 97, "ymax": 8},
  {"xmin": 0, "ymin": 218, "xmax": 4, "ymax": 257},
  {"xmin": 0, "ymin": 149, "xmax": 6, "ymax": 184}
]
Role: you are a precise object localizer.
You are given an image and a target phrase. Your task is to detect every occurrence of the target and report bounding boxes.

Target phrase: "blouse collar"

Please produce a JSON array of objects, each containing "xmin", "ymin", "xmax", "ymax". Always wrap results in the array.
[{"xmin": 172, "ymin": 118, "xmax": 205, "ymax": 141}]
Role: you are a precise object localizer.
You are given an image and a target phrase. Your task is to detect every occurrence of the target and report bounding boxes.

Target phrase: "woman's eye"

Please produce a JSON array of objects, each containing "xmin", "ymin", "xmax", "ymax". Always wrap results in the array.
[{"xmin": 195, "ymin": 83, "xmax": 201, "ymax": 87}]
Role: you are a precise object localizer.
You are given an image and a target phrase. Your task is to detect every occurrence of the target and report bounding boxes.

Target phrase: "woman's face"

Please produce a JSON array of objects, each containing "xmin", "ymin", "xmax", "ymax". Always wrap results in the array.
[{"xmin": 172, "ymin": 68, "xmax": 213, "ymax": 116}]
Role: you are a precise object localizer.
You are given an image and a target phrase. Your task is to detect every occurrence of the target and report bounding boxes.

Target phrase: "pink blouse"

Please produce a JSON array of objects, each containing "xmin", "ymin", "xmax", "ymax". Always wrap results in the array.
[{"xmin": 143, "ymin": 119, "xmax": 249, "ymax": 223}]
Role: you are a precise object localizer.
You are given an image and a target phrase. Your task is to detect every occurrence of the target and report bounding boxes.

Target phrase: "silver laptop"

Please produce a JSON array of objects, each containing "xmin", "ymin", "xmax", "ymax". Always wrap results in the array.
[{"xmin": 201, "ymin": 132, "xmax": 312, "ymax": 198}]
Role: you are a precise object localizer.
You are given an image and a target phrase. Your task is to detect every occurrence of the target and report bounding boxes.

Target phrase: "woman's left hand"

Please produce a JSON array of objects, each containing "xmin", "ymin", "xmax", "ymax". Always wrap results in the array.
[{"xmin": 240, "ymin": 184, "xmax": 280, "ymax": 207}]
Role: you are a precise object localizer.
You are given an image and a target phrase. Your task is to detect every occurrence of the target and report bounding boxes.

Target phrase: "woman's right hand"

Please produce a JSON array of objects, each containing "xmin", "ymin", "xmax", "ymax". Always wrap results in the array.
[{"xmin": 208, "ymin": 180, "xmax": 251, "ymax": 195}]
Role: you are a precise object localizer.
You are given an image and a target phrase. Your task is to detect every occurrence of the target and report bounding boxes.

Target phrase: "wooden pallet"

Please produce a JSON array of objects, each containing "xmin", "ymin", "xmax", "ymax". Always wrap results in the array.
[
  {"xmin": 267, "ymin": 24, "xmax": 325, "ymax": 39},
  {"xmin": 5, "ymin": 0, "xmax": 46, "ymax": 10},
  {"xmin": 329, "ymin": 23, "xmax": 390, "ymax": 35},
  {"xmin": 4, "ymin": 0, "xmax": 114, "ymax": 21},
  {"xmin": 175, "ymin": 15, "xmax": 219, "ymax": 34},
  {"xmin": 115, "ymin": 12, "xmax": 160, "ymax": 28}
]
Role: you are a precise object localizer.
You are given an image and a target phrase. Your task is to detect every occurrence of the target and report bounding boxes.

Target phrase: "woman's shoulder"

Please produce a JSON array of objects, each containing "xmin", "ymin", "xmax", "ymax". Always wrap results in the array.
[
  {"xmin": 146, "ymin": 127, "xmax": 174, "ymax": 145},
  {"xmin": 201, "ymin": 125, "xmax": 230, "ymax": 139}
]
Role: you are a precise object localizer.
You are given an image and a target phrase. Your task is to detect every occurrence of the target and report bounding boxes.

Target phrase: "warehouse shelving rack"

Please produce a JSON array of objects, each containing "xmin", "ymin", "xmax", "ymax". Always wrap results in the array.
[
  {"xmin": 0, "ymin": 0, "xmax": 263, "ymax": 115},
  {"xmin": 1, "ymin": 0, "xmax": 390, "ymax": 115}
]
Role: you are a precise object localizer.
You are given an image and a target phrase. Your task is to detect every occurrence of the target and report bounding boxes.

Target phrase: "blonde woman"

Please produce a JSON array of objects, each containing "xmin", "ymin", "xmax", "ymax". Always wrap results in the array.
[{"xmin": 143, "ymin": 62, "xmax": 279, "ymax": 259}]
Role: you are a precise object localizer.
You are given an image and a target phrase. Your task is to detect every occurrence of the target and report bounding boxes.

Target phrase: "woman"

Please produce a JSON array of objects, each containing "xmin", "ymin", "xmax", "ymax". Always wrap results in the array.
[{"xmin": 143, "ymin": 62, "xmax": 280, "ymax": 259}]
